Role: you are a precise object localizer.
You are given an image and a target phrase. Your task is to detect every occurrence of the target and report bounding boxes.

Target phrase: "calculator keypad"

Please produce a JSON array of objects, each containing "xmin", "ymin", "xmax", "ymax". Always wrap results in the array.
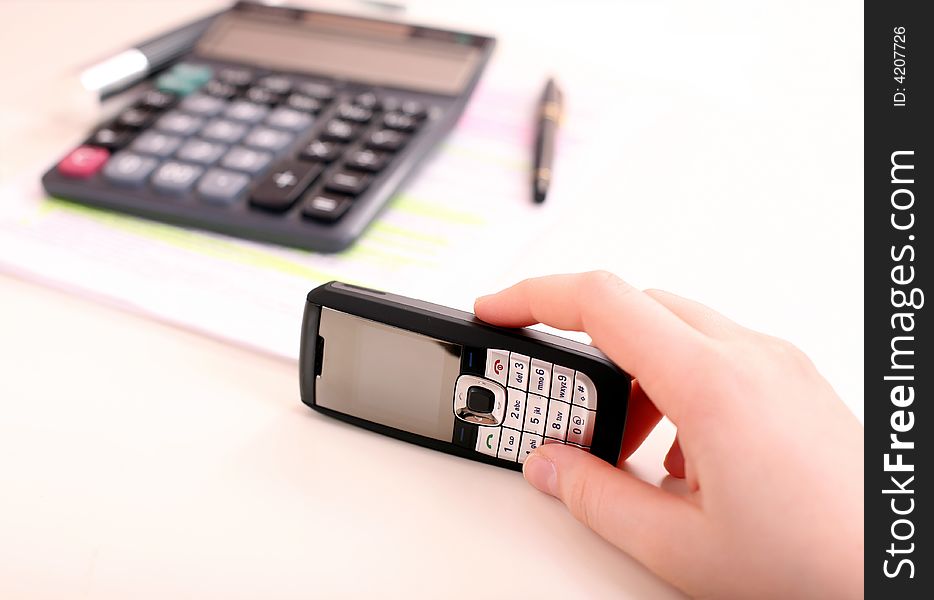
[
  {"xmin": 455, "ymin": 349, "xmax": 599, "ymax": 464},
  {"xmin": 54, "ymin": 59, "xmax": 436, "ymax": 234}
]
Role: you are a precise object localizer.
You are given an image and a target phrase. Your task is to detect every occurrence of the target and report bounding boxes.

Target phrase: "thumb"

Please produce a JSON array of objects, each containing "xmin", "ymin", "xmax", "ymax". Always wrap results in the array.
[{"xmin": 523, "ymin": 444, "xmax": 706, "ymax": 587}]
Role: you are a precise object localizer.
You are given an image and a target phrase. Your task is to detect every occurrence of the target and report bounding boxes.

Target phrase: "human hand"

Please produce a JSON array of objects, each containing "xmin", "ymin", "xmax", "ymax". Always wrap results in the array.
[{"xmin": 474, "ymin": 272, "xmax": 863, "ymax": 599}]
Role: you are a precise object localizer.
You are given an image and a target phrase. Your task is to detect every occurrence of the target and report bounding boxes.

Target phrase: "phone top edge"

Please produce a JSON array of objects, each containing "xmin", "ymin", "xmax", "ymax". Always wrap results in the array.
[{"xmin": 306, "ymin": 281, "xmax": 630, "ymax": 380}]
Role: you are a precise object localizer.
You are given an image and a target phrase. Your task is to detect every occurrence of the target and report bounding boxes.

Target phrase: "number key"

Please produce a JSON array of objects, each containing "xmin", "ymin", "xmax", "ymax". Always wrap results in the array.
[
  {"xmin": 522, "ymin": 394, "xmax": 548, "ymax": 436},
  {"xmin": 503, "ymin": 388, "xmax": 527, "ymax": 430},
  {"xmin": 530, "ymin": 358, "xmax": 552, "ymax": 397},
  {"xmin": 497, "ymin": 428, "xmax": 521, "ymax": 462},
  {"xmin": 518, "ymin": 433, "xmax": 543, "ymax": 464},
  {"xmin": 507, "ymin": 352, "xmax": 530, "ymax": 391},
  {"xmin": 545, "ymin": 398, "xmax": 570, "ymax": 442}
]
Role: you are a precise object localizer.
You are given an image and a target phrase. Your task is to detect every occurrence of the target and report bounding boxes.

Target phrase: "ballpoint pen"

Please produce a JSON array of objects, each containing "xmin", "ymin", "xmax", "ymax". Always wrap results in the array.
[{"xmin": 532, "ymin": 77, "xmax": 563, "ymax": 204}]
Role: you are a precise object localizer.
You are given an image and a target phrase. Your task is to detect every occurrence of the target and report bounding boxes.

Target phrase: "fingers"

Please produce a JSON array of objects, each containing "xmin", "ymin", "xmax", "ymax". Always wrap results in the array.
[
  {"xmin": 644, "ymin": 289, "xmax": 746, "ymax": 340},
  {"xmin": 524, "ymin": 444, "xmax": 706, "ymax": 589},
  {"xmin": 474, "ymin": 272, "xmax": 710, "ymax": 419},
  {"xmin": 618, "ymin": 380, "xmax": 663, "ymax": 464}
]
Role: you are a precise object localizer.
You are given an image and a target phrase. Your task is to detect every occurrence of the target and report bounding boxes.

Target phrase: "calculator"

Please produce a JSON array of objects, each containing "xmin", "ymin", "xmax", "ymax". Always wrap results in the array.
[{"xmin": 41, "ymin": 1, "xmax": 495, "ymax": 252}]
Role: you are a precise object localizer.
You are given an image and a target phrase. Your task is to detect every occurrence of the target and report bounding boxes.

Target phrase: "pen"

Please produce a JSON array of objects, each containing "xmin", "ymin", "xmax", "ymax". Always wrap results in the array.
[
  {"xmin": 532, "ymin": 77, "xmax": 563, "ymax": 204},
  {"xmin": 78, "ymin": 11, "xmax": 221, "ymax": 101}
]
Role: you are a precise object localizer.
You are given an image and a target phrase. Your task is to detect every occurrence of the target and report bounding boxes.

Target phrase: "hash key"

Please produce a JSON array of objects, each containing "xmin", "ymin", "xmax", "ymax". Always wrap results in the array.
[{"xmin": 324, "ymin": 170, "xmax": 371, "ymax": 196}]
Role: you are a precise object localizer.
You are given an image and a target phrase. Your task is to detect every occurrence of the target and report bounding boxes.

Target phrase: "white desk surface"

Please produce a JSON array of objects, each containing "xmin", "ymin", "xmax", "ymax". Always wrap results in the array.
[{"xmin": 0, "ymin": 1, "xmax": 862, "ymax": 598}]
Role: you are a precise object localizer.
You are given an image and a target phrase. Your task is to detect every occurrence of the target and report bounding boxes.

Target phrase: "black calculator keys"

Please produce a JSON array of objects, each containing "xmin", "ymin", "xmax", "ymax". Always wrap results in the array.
[
  {"xmin": 299, "ymin": 140, "xmax": 343, "ymax": 163},
  {"xmin": 345, "ymin": 149, "xmax": 388, "ymax": 173},
  {"xmin": 251, "ymin": 160, "xmax": 324, "ymax": 212},
  {"xmin": 336, "ymin": 102, "xmax": 372, "ymax": 124},
  {"xmin": 244, "ymin": 86, "xmax": 283, "ymax": 106},
  {"xmin": 265, "ymin": 107, "xmax": 314, "ymax": 132},
  {"xmin": 366, "ymin": 129, "xmax": 407, "ymax": 152},
  {"xmin": 224, "ymin": 101, "xmax": 270, "ymax": 124},
  {"xmin": 286, "ymin": 94, "xmax": 323, "ymax": 114},
  {"xmin": 115, "ymin": 107, "xmax": 157, "ymax": 130},
  {"xmin": 255, "ymin": 75, "xmax": 292, "ymax": 95},
  {"xmin": 216, "ymin": 67, "xmax": 254, "ymax": 88},
  {"xmin": 138, "ymin": 90, "xmax": 177, "ymax": 110},
  {"xmin": 131, "ymin": 131, "xmax": 183, "ymax": 157},
  {"xmin": 88, "ymin": 126, "xmax": 135, "ymax": 150},
  {"xmin": 179, "ymin": 94, "xmax": 226, "ymax": 117},
  {"xmin": 382, "ymin": 112, "xmax": 417, "ymax": 132},
  {"xmin": 155, "ymin": 111, "xmax": 205, "ymax": 137},
  {"xmin": 203, "ymin": 80, "xmax": 238, "ymax": 100},
  {"xmin": 302, "ymin": 193, "xmax": 353, "ymax": 222},
  {"xmin": 325, "ymin": 170, "xmax": 371, "ymax": 196},
  {"xmin": 400, "ymin": 100, "xmax": 428, "ymax": 120},
  {"xmin": 352, "ymin": 92, "xmax": 379, "ymax": 110},
  {"xmin": 321, "ymin": 120, "xmax": 357, "ymax": 143},
  {"xmin": 298, "ymin": 81, "xmax": 335, "ymax": 101}
]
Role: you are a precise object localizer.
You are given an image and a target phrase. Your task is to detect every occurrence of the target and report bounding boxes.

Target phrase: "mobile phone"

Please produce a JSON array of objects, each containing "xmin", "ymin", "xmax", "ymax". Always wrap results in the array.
[{"xmin": 299, "ymin": 282, "xmax": 631, "ymax": 471}]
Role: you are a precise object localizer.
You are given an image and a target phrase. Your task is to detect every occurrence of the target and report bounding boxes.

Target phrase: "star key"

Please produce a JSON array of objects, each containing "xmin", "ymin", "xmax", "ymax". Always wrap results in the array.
[{"xmin": 250, "ymin": 160, "xmax": 323, "ymax": 213}]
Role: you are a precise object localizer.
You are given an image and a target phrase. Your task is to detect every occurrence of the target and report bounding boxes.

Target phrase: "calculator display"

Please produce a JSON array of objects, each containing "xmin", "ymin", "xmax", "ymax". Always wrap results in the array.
[
  {"xmin": 196, "ymin": 8, "xmax": 484, "ymax": 95},
  {"xmin": 315, "ymin": 308, "xmax": 461, "ymax": 440}
]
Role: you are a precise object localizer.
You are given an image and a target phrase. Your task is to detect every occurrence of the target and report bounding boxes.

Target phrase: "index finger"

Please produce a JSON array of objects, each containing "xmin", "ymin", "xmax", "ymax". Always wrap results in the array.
[{"xmin": 474, "ymin": 271, "xmax": 710, "ymax": 420}]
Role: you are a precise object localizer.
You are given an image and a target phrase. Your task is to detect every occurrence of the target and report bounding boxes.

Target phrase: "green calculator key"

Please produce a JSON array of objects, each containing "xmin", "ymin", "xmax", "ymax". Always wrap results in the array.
[{"xmin": 156, "ymin": 62, "xmax": 213, "ymax": 96}]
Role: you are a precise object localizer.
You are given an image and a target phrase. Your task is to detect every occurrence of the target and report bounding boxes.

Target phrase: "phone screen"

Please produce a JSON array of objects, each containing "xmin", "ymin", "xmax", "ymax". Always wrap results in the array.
[{"xmin": 315, "ymin": 308, "xmax": 461, "ymax": 441}]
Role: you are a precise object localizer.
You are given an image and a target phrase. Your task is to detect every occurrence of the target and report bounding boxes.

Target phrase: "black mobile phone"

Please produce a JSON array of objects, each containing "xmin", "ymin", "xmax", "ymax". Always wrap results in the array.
[{"xmin": 299, "ymin": 282, "xmax": 631, "ymax": 471}]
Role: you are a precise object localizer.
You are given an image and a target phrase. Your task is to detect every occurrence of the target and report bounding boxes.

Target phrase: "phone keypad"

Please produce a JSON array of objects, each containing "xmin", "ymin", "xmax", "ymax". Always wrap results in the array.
[{"xmin": 459, "ymin": 349, "xmax": 599, "ymax": 464}]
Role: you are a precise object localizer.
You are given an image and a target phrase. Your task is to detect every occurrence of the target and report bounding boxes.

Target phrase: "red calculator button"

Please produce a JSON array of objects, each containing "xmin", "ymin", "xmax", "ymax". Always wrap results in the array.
[{"xmin": 57, "ymin": 145, "xmax": 109, "ymax": 178}]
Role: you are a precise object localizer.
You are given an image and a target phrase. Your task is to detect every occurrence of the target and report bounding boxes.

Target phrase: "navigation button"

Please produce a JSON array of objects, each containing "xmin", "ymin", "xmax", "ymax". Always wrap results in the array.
[
  {"xmin": 485, "ymin": 349, "xmax": 509, "ymax": 386},
  {"xmin": 475, "ymin": 426, "xmax": 501, "ymax": 457},
  {"xmin": 453, "ymin": 374, "xmax": 506, "ymax": 426},
  {"xmin": 572, "ymin": 371, "xmax": 598, "ymax": 410},
  {"xmin": 567, "ymin": 405, "xmax": 596, "ymax": 447},
  {"xmin": 466, "ymin": 386, "xmax": 496, "ymax": 414}
]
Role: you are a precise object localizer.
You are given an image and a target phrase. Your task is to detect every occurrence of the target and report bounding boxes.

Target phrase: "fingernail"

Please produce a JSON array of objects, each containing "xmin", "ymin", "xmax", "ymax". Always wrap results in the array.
[
  {"xmin": 474, "ymin": 294, "xmax": 492, "ymax": 305},
  {"xmin": 523, "ymin": 454, "xmax": 558, "ymax": 496}
]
